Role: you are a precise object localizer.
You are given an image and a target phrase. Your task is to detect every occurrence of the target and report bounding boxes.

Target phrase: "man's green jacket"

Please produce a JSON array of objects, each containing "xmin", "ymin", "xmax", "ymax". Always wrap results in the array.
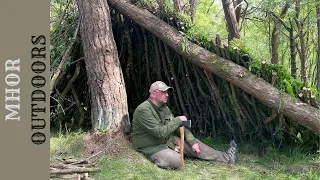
[{"xmin": 132, "ymin": 99, "xmax": 197, "ymax": 157}]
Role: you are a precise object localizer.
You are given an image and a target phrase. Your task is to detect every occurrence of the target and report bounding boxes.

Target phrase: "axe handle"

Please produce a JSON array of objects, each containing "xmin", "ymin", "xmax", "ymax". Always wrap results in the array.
[{"xmin": 179, "ymin": 126, "xmax": 185, "ymax": 166}]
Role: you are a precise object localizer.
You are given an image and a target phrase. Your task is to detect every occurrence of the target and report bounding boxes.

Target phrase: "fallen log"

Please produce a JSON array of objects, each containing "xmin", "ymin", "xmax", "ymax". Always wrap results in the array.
[
  {"xmin": 50, "ymin": 162, "xmax": 95, "ymax": 169},
  {"xmin": 50, "ymin": 163, "xmax": 81, "ymax": 169},
  {"xmin": 60, "ymin": 158, "xmax": 81, "ymax": 164},
  {"xmin": 50, "ymin": 173, "xmax": 89, "ymax": 179},
  {"xmin": 50, "ymin": 174, "xmax": 82, "ymax": 179},
  {"xmin": 108, "ymin": 0, "xmax": 320, "ymax": 134},
  {"xmin": 50, "ymin": 167, "xmax": 101, "ymax": 175}
]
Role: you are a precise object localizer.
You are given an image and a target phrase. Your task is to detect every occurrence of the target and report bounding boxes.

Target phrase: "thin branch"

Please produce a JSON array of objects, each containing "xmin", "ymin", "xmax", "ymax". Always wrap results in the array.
[
  {"xmin": 62, "ymin": 61, "xmax": 81, "ymax": 97},
  {"xmin": 206, "ymin": 1, "xmax": 215, "ymax": 14},
  {"xmin": 266, "ymin": 9, "xmax": 291, "ymax": 31},
  {"xmin": 50, "ymin": 20, "xmax": 80, "ymax": 95},
  {"xmin": 239, "ymin": 0, "xmax": 249, "ymax": 32},
  {"xmin": 51, "ymin": 96, "xmax": 66, "ymax": 115},
  {"xmin": 302, "ymin": 9, "xmax": 312, "ymax": 24},
  {"xmin": 70, "ymin": 57, "xmax": 84, "ymax": 65},
  {"xmin": 51, "ymin": 102, "xmax": 76, "ymax": 119}
]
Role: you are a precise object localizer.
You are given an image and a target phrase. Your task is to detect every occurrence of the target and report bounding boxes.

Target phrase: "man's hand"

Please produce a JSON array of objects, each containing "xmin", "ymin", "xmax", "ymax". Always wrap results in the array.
[
  {"xmin": 178, "ymin": 116, "xmax": 187, "ymax": 121},
  {"xmin": 192, "ymin": 143, "xmax": 201, "ymax": 154},
  {"xmin": 174, "ymin": 137, "xmax": 181, "ymax": 146},
  {"xmin": 174, "ymin": 145, "xmax": 180, "ymax": 153},
  {"xmin": 173, "ymin": 138, "xmax": 181, "ymax": 152}
]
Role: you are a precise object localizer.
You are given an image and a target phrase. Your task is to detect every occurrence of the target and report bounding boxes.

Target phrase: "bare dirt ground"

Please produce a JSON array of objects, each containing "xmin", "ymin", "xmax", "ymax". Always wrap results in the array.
[{"xmin": 80, "ymin": 130, "xmax": 132, "ymax": 161}]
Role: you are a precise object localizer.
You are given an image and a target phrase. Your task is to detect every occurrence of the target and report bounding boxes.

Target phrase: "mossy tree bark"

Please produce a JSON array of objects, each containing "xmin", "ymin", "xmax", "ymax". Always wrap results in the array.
[{"xmin": 76, "ymin": 0, "xmax": 130, "ymax": 133}]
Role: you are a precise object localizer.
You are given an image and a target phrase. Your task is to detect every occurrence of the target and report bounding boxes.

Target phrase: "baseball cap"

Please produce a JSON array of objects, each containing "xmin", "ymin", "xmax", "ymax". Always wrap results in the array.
[{"xmin": 149, "ymin": 81, "xmax": 173, "ymax": 93}]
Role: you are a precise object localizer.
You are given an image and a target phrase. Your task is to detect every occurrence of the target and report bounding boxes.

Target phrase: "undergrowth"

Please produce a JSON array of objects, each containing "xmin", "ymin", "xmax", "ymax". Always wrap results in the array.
[{"xmin": 50, "ymin": 129, "xmax": 85, "ymax": 161}]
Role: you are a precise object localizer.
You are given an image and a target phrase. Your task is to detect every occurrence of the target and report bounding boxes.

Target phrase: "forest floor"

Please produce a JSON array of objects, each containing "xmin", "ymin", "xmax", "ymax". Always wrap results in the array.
[{"xmin": 50, "ymin": 131, "xmax": 320, "ymax": 180}]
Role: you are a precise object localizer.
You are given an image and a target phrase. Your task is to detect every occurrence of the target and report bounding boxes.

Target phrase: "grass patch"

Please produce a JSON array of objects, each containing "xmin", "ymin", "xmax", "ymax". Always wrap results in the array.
[
  {"xmin": 93, "ymin": 156, "xmax": 237, "ymax": 180},
  {"xmin": 92, "ymin": 149, "xmax": 319, "ymax": 180},
  {"xmin": 50, "ymin": 133, "xmax": 320, "ymax": 180},
  {"xmin": 50, "ymin": 130, "xmax": 85, "ymax": 162}
]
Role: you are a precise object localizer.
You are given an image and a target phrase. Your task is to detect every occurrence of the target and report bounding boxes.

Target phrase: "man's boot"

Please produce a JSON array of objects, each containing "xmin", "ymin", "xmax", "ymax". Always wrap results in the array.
[{"xmin": 227, "ymin": 139, "xmax": 238, "ymax": 164}]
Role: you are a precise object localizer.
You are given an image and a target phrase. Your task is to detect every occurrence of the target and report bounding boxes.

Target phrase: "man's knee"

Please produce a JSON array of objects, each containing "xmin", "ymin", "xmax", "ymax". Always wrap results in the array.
[
  {"xmin": 168, "ymin": 151, "xmax": 181, "ymax": 169},
  {"xmin": 150, "ymin": 149, "xmax": 182, "ymax": 169}
]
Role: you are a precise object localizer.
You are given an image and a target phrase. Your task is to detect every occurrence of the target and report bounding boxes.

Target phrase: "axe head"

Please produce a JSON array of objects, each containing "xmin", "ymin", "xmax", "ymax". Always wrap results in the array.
[{"xmin": 181, "ymin": 120, "xmax": 192, "ymax": 128}]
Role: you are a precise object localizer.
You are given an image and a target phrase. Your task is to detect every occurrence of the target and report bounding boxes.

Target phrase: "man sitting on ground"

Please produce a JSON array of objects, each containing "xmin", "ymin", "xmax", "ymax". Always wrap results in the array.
[{"xmin": 132, "ymin": 81, "xmax": 238, "ymax": 169}]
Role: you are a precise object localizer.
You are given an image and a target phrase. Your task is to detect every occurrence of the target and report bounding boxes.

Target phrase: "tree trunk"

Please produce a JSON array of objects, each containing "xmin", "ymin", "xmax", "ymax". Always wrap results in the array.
[
  {"xmin": 174, "ymin": 0, "xmax": 186, "ymax": 13},
  {"xmin": 108, "ymin": 0, "xmax": 320, "ymax": 134},
  {"xmin": 221, "ymin": 0, "xmax": 240, "ymax": 41},
  {"xmin": 271, "ymin": 3, "xmax": 289, "ymax": 64},
  {"xmin": 233, "ymin": 0, "xmax": 242, "ymax": 24},
  {"xmin": 76, "ymin": 0, "xmax": 130, "ymax": 133},
  {"xmin": 289, "ymin": 27, "xmax": 297, "ymax": 79},
  {"xmin": 189, "ymin": 0, "xmax": 197, "ymax": 24},
  {"xmin": 317, "ymin": 6, "xmax": 320, "ymax": 94},
  {"xmin": 295, "ymin": 0, "xmax": 307, "ymax": 84}
]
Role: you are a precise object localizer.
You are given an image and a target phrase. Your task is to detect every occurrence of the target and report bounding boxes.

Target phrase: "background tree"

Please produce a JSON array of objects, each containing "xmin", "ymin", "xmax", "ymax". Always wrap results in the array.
[
  {"xmin": 294, "ymin": 0, "xmax": 308, "ymax": 84},
  {"xmin": 76, "ymin": 0, "xmax": 130, "ymax": 133},
  {"xmin": 234, "ymin": 0, "xmax": 242, "ymax": 24},
  {"xmin": 271, "ymin": 3, "xmax": 289, "ymax": 64},
  {"xmin": 221, "ymin": 0, "xmax": 240, "ymax": 41},
  {"xmin": 189, "ymin": 0, "xmax": 198, "ymax": 23},
  {"xmin": 316, "ymin": 5, "xmax": 320, "ymax": 94},
  {"xmin": 174, "ymin": 0, "xmax": 186, "ymax": 12}
]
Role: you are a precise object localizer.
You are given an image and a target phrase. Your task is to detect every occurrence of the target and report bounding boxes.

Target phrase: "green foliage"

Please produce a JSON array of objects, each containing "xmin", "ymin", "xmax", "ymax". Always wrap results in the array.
[
  {"xmin": 50, "ymin": 0, "xmax": 79, "ymax": 72},
  {"xmin": 227, "ymin": 38, "xmax": 317, "ymax": 101},
  {"xmin": 195, "ymin": 0, "xmax": 228, "ymax": 38},
  {"xmin": 248, "ymin": 58, "xmax": 317, "ymax": 99},
  {"xmin": 182, "ymin": 0, "xmax": 228, "ymax": 48},
  {"xmin": 95, "ymin": 128, "xmax": 110, "ymax": 136},
  {"xmin": 257, "ymin": 143, "xmax": 320, "ymax": 169},
  {"xmin": 229, "ymin": 38, "xmax": 251, "ymax": 55}
]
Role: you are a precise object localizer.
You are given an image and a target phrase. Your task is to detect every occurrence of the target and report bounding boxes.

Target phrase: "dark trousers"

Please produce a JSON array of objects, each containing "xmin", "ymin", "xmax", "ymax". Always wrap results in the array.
[{"xmin": 149, "ymin": 137, "xmax": 229, "ymax": 169}]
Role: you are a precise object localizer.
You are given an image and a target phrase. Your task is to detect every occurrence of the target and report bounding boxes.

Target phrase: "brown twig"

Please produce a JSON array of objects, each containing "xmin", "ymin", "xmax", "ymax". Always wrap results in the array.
[{"xmin": 264, "ymin": 109, "xmax": 278, "ymax": 124}]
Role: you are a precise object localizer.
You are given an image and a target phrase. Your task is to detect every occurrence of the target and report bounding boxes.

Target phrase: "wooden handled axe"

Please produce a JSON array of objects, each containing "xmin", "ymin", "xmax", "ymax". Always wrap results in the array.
[
  {"xmin": 179, "ymin": 120, "xmax": 191, "ymax": 166},
  {"xmin": 179, "ymin": 126, "xmax": 185, "ymax": 166}
]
